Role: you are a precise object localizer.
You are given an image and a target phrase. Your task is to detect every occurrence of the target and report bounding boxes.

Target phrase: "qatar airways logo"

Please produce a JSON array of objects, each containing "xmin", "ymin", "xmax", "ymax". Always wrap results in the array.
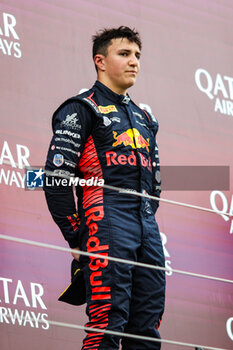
[
  {"xmin": 160, "ymin": 232, "xmax": 172, "ymax": 276},
  {"xmin": 195, "ymin": 68, "xmax": 233, "ymax": 117},
  {"xmin": 210, "ymin": 191, "xmax": 233, "ymax": 235},
  {"xmin": 0, "ymin": 12, "xmax": 22, "ymax": 58},
  {"xmin": 226, "ymin": 317, "xmax": 233, "ymax": 341},
  {"xmin": 0, "ymin": 140, "xmax": 30, "ymax": 188},
  {"xmin": 0, "ymin": 277, "xmax": 49, "ymax": 330}
]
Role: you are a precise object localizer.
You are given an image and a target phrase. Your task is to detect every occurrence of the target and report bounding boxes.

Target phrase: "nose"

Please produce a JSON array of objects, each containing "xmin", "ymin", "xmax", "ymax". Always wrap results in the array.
[{"xmin": 129, "ymin": 54, "xmax": 139, "ymax": 68}]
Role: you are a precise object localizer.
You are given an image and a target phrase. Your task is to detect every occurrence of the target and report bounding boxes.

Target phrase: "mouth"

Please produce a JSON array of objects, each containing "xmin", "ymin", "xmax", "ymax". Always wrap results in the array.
[{"xmin": 126, "ymin": 71, "xmax": 137, "ymax": 75}]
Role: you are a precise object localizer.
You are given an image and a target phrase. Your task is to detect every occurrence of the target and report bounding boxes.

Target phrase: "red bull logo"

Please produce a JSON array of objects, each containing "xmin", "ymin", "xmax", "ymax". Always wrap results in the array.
[
  {"xmin": 112, "ymin": 128, "xmax": 150, "ymax": 152},
  {"xmin": 106, "ymin": 150, "xmax": 152, "ymax": 172}
]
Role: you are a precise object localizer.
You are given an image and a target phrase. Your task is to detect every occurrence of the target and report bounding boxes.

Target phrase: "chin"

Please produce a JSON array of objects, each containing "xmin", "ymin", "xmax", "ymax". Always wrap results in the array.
[{"xmin": 125, "ymin": 78, "xmax": 136, "ymax": 89}]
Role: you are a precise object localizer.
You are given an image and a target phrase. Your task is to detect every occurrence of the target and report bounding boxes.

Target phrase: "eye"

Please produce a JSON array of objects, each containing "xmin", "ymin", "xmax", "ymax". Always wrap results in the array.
[{"xmin": 120, "ymin": 52, "xmax": 128, "ymax": 56}]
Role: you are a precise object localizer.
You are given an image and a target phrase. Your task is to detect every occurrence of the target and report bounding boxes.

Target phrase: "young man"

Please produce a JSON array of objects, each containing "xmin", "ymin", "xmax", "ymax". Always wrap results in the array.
[{"xmin": 44, "ymin": 26, "xmax": 165, "ymax": 350}]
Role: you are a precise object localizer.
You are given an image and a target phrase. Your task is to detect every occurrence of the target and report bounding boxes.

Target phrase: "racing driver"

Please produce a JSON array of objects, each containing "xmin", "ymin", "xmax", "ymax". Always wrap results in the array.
[{"xmin": 44, "ymin": 26, "xmax": 165, "ymax": 350}]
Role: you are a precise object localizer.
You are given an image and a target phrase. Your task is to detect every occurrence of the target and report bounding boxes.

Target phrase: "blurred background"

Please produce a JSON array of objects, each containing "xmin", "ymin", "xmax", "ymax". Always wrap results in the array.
[{"xmin": 0, "ymin": 1, "xmax": 232, "ymax": 349}]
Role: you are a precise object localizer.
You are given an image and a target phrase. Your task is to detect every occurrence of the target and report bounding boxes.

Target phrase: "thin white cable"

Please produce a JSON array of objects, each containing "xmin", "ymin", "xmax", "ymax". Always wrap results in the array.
[
  {"xmin": 47, "ymin": 319, "xmax": 229, "ymax": 350},
  {"xmin": 102, "ymin": 183, "xmax": 233, "ymax": 217},
  {"xmin": 3, "ymin": 311, "xmax": 228, "ymax": 350},
  {"xmin": 0, "ymin": 234, "xmax": 232, "ymax": 284},
  {"xmin": 1, "ymin": 160, "xmax": 232, "ymax": 217}
]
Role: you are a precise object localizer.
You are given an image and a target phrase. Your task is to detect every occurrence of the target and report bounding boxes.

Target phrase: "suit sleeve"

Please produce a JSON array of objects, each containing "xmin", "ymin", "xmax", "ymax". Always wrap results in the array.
[
  {"xmin": 152, "ymin": 133, "xmax": 162, "ymax": 214},
  {"xmin": 44, "ymin": 101, "xmax": 92, "ymax": 248},
  {"xmin": 149, "ymin": 113, "xmax": 162, "ymax": 214}
]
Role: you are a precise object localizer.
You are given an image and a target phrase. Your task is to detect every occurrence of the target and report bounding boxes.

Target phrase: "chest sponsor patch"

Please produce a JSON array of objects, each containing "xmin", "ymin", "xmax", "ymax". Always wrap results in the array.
[
  {"xmin": 112, "ymin": 128, "xmax": 150, "ymax": 152},
  {"xmin": 103, "ymin": 116, "xmax": 111, "ymax": 126},
  {"xmin": 98, "ymin": 105, "xmax": 118, "ymax": 114}
]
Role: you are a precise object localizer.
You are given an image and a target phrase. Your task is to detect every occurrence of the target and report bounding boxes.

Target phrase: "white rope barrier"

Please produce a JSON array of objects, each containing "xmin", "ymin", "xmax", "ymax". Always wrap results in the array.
[
  {"xmin": 1, "ymin": 160, "xmax": 232, "ymax": 217},
  {"xmin": 101, "ymin": 183, "xmax": 233, "ymax": 217},
  {"xmin": 0, "ymin": 234, "xmax": 232, "ymax": 284},
  {"xmin": 1, "ymin": 311, "xmax": 228, "ymax": 350},
  {"xmin": 46, "ymin": 319, "xmax": 229, "ymax": 350},
  {"xmin": 1, "ymin": 161, "xmax": 231, "ymax": 350}
]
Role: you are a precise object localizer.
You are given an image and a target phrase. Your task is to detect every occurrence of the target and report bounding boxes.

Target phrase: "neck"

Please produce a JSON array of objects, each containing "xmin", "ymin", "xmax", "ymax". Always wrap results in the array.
[{"xmin": 97, "ymin": 76, "xmax": 127, "ymax": 96}]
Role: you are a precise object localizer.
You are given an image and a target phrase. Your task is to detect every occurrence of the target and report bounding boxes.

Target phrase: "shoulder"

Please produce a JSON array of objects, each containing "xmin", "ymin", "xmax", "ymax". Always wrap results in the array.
[
  {"xmin": 52, "ymin": 88, "xmax": 98, "ymax": 129},
  {"xmin": 142, "ymin": 109, "xmax": 159, "ymax": 130},
  {"xmin": 131, "ymin": 100, "xmax": 159, "ymax": 131}
]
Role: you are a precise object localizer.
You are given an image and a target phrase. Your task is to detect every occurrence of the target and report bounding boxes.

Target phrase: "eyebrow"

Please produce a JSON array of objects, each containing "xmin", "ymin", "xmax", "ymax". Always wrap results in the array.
[{"xmin": 118, "ymin": 49, "xmax": 141, "ymax": 56}]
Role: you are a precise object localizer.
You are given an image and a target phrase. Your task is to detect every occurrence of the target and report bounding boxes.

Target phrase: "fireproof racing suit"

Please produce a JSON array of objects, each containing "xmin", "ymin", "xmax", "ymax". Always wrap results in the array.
[{"xmin": 44, "ymin": 81, "xmax": 165, "ymax": 350}]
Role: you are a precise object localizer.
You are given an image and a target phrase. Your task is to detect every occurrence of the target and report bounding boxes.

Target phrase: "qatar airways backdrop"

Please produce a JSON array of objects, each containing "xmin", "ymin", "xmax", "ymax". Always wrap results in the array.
[{"xmin": 0, "ymin": 1, "xmax": 233, "ymax": 349}]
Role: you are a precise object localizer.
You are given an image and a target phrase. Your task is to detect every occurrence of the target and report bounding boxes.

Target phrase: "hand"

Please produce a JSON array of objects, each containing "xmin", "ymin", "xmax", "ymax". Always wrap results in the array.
[{"xmin": 72, "ymin": 246, "xmax": 80, "ymax": 262}]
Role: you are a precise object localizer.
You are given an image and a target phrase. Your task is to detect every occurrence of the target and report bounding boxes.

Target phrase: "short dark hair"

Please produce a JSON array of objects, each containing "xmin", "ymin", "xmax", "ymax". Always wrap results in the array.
[{"xmin": 92, "ymin": 26, "xmax": 141, "ymax": 69}]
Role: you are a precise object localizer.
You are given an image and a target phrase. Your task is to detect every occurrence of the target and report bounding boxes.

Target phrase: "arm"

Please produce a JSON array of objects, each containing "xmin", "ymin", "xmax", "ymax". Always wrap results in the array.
[
  {"xmin": 143, "ymin": 110, "xmax": 161, "ymax": 214},
  {"xmin": 152, "ymin": 135, "xmax": 162, "ymax": 214},
  {"xmin": 44, "ymin": 100, "xmax": 92, "ymax": 249}
]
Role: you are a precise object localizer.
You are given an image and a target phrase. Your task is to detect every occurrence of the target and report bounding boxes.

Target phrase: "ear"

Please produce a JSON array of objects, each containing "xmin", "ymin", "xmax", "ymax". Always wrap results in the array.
[{"xmin": 94, "ymin": 54, "xmax": 106, "ymax": 72}]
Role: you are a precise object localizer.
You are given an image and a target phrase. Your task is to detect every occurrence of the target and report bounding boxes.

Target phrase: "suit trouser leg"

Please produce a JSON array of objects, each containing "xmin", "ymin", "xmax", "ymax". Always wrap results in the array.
[
  {"xmin": 121, "ymin": 219, "xmax": 166, "ymax": 350},
  {"xmin": 80, "ymin": 207, "xmax": 142, "ymax": 350}
]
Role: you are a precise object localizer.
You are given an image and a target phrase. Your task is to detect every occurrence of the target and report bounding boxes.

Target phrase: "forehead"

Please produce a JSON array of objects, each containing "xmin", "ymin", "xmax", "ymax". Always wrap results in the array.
[{"xmin": 107, "ymin": 38, "xmax": 140, "ymax": 53}]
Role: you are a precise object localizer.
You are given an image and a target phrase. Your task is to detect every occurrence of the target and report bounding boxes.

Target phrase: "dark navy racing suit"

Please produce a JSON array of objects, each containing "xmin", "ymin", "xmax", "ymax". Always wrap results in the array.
[{"xmin": 44, "ymin": 81, "xmax": 165, "ymax": 350}]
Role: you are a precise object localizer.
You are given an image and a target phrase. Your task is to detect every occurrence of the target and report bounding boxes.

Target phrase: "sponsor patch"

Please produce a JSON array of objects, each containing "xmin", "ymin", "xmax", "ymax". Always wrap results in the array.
[
  {"xmin": 60, "ymin": 113, "xmax": 81, "ymax": 130},
  {"xmin": 155, "ymin": 170, "xmax": 161, "ymax": 183},
  {"xmin": 55, "ymin": 129, "xmax": 81, "ymax": 138},
  {"xmin": 98, "ymin": 105, "xmax": 118, "ymax": 114},
  {"xmin": 122, "ymin": 96, "xmax": 130, "ymax": 104},
  {"xmin": 53, "ymin": 169, "xmax": 72, "ymax": 176},
  {"xmin": 55, "ymin": 146, "xmax": 78, "ymax": 155},
  {"xmin": 110, "ymin": 117, "xmax": 121, "ymax": 123},
  {"xmin": 53, "ymin": 154, "xmax": 64, "ymax": 167},
  {"xmin": 83, "ymin": 97, "xmax": 101, "ymax": 114},
  {"xmin": 136, "ymin": 120, "xmax": 148, "ymax": 128},
  {"xmin": 54, "ymin": 137, "xmax": 80, "ymax": 148},
  {"xmin": 133, "ymin": 112, "xmax": 144, "ymax": 119},
  {"xmin": 112, "ymin": 128, "xmax": 150, "ymax": 152},
  {"xmin": 103, "ymin": 116, "xmax": 111, "ymax": 126},
  {"xmin": 64, "ymin": 160, "xmax": 76, "ymax": 168}
]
